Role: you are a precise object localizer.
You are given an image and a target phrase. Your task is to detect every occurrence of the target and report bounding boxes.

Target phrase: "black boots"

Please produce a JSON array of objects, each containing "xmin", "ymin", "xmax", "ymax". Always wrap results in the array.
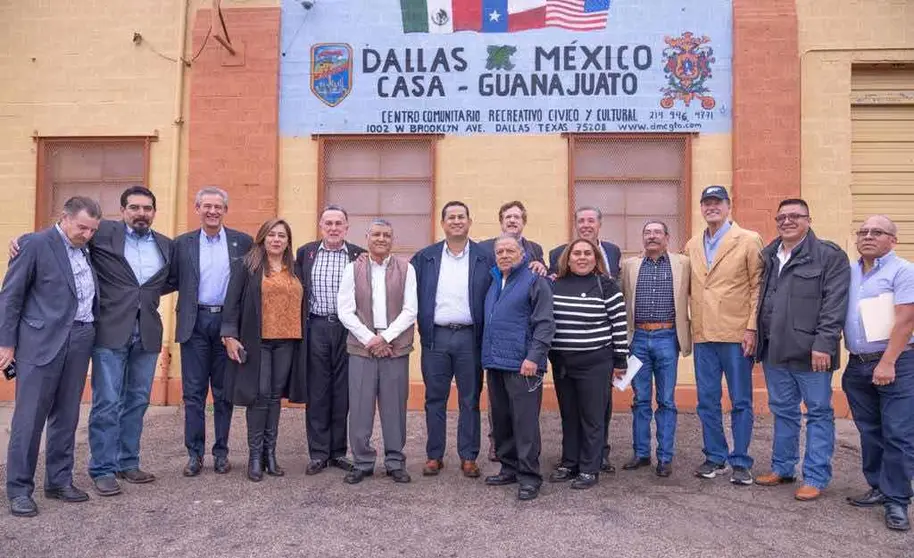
[
  {"xmin": 246, "ymin": 406, "xmax": 266, "ymax": 482},
  {"xmin": 262, "ymin": 401, "xmax": 285, "ymax": 477}
]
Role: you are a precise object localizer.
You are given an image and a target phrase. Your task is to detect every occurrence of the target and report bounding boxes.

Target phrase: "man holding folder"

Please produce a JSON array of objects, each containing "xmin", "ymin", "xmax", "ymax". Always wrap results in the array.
[{"xmin": 843, "ymin": 215, "xmax": 914, "ymax": 532}]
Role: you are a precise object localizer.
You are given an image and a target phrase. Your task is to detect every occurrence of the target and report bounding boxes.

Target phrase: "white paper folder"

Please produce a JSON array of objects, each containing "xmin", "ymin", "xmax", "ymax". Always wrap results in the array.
[
  {"xmin": 858, "ymin": 292, "xmax": 895, "ymax": 343},
  {"xmin": 612, "ymin": 354, "xmax": 643, "ymax": 391}
]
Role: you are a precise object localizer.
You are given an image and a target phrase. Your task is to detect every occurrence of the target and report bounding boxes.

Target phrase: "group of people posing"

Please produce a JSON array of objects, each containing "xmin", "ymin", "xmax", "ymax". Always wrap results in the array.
[{"xmin": 1, "ymin": 184, "xmax": 912, "ymax": 532}]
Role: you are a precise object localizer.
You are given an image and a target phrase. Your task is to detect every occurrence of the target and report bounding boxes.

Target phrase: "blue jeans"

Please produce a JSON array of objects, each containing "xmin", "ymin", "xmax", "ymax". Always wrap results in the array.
[
  {"xmin": 630, "ymin": 328, "xmax": 679, "ymax": 463},
  {"xmin": 842, "ymin": 350, "xmax": 914, "ymax": 506},
  {"xmin": 694, "ymin": 342, "xmax": 754, "ymax": 469},
  {"xmin": 88, "ymin": 334, "xmax": 160, "ymax": 479},
  {"xmin": 763, "ymin": 364, "xmax": 835, "ymax": 489}
]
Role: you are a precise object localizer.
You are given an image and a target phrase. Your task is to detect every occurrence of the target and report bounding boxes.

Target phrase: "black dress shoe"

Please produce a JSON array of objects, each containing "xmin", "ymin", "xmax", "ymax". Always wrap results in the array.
[
  {"xmin": 387, "ymin": 469, "xmax": 412, "ymax": 483},
  {"xmin": 44, "ymin": 485, "xmax": 90, "ymax": 503},
  {"xmin": 330, "ymin": 457, "xmax": 354, "ymax": 472},
  {"xmin": 884, "ymin": 503, "xmax": 911, "ymax": 532},
  {"xmin": 213, "ymin": 456, "xmax": 231, "ymax": 475},
  {"xmin": 344, "ymin": 469, "xmax": 373, "ymax": 485},
  {"xmin": 116, "ymin": 469, "xmax": 156, "ymax": 484},
  {"xmin": 485, "ymin": 473, "xmax": 518, "ymax": 486},
  {"xmin": 306, "ymin": 460, "xmax": 328, "ymax": 476},
  {"xmin": 571, "ymin": 473, "xmax": 599, "ymax": 490},
  {"xmin": 847, "ymin": 487, "xmax": 886, "ymax": 508},
  {"xmin": 93, "ymin": 476, "xmax": 122, "ymax": 497},
  {"xmin": 600, "ymin": 460, "xmax": 616, "ymax": 474},
  {"xmin": 656, "ymin": 462, "xmax": 673, "ymax": 478},
  {"xmin": 9, "ymin": 496, "xmax": 38, "ymax": 517},
  {"xmin": 549, "ymin": 466, "xmax": 577, "ymax": 483},
  {"xmin": 622, "ymin": 456, "xmax": 652, "ymax": 470},
  {"xmin": 183, "ymin": 456, "xmax": 203, "ymax": 477},
  {"xmin": 518, "ymin": 484, "xmax": 540, "ymax": 501}
]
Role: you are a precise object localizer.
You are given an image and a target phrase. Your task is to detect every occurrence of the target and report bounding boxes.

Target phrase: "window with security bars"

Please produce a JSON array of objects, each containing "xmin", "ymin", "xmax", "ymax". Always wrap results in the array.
[
  {"xmin": 569, "ymin": 135, "xmax": 690, "ymax": 255},
  {"xmin": 36, "ymin": 137, "xmax": 151, "ymax": 227},
  {"xmin": 320, "ymin": 137, "xmax": 435, "ymax": 256}
]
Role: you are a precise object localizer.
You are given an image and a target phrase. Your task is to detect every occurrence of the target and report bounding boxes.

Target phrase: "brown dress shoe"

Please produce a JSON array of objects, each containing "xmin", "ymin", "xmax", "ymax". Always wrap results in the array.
[
  {"xmin": 794, "ymin": 485, "xmax": 822, "ymax": 501},
  {"xmin": 461, "ymin": 460, "xmax": 480, "ymax": 478},
  {"xmin": 754, "ymin": 472, "xmax": 796, "ymax": 487},
  {"xmin": 422, "ymin": 459, "xmax": 444, "ymax": 476}
]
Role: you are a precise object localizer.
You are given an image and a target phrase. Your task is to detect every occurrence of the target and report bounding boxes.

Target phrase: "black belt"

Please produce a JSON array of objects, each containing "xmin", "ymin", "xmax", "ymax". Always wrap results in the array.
[
  {"xmin": 850, "ymin": 344, "xmax": 914, "ymax": 364},
  {"xmin": 198, "ymin": 305, "xmax": 223, "ymax": 313},
  {"xmin": 73, "ymin": 320, "xmax": 93, "ymax": 327},
  {"xmin": 435, "ymin": 323, "xmax": 472, "ymax": 330},
  {"xmin": 310, "ymin": 313, "xmax": 339, "ymax": 323}
]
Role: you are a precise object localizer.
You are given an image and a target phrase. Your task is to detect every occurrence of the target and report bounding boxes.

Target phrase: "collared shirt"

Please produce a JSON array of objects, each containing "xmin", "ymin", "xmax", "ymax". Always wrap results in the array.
[
  {"xmin": 310, "ymin": 241, "xmax": 349, "ymax": 315},
  {"xmin": 703, "ymin": 220, "xmax": 732, "ymax": 269},
  {"xmin": 56, "ymin": 224, "xmax": 95, "ymax": 323},
  {"xmin": 776, "ymin": 236, "xmax": 807, "ymax": 276},
  {"xmin": 337, "ymin": 257, "xmax": 418, "ymax": 346},
  {"xmin": 197, "ymin": 227, "xmax": 231, "ymax": 305},
  {"xmin": 634, "ymin": 252, "xmax": 675, "ymax": 324},
  {"xmin": 845, "ymin": 250, "xmax": 914, "ymax": 354},
  {"xmin": 434, "ymin": 241, "xmax": 473, "ymax": 326},
  {"xmin": 124, "ymin": 224, "xmax": 165, "ymax": 286}
]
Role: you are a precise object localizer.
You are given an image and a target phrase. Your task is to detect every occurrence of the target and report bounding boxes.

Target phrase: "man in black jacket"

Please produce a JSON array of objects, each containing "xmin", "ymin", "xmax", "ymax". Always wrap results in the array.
[
  {"xmin": 170, "ymin": 187, "xmax": 252, "ymax": 477},
  {"xmin": 294, "ymin": 205, "xmax": 365, "ymax": 475},
  {"xmin": 753, "ymin": 198, "xmax": 849, "ymax": 501}
]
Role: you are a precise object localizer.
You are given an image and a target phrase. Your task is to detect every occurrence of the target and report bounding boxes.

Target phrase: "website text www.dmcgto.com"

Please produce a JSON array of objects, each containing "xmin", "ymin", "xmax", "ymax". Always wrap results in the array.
[{"xmin": 616, "ymin": 121, "xmax": 704, "ymax": 131}]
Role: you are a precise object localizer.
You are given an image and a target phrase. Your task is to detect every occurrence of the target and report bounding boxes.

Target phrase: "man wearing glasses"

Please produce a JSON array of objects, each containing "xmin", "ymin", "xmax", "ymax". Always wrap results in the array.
[
  {"xmin": 753, "ymin": 199, "xmax": 849, "ymax": 501},
  {"xmin": 843, "ymin": 215, "xmax": 914, "ymax": 532}
]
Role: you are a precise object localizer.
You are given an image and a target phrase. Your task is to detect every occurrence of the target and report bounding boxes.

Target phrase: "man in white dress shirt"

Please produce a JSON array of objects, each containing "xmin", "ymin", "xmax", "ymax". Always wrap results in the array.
[{"xmin": 337, "ymin": 219, "xmax": 418, "ymax": 484}]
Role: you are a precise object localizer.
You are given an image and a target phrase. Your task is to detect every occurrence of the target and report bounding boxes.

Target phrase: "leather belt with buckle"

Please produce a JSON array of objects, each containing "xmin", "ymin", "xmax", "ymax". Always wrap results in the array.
[
  {"xmin": 198, "ymin": 305, "xmax": 223, "ymax": 313},
  {"xmin": 636, "ymin": 322, "xmax": 675, "ymax": 331},
  {"xmin": 850, "ymin": 344, "xmax": 914, "ymax": 364},
  {"xmin": 310, "ymin": 313, "xmax": 339, "ymax": 323},
  {"xmin": 436, "ymin": 323, "xmax": 472, "ymax": 330}
]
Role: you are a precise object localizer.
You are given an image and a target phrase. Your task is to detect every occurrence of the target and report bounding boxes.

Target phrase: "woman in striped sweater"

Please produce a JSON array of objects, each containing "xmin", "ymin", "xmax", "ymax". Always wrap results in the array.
[{"xmin": 549, "ymin": 238, "xmax": 629, "ymax": 489}]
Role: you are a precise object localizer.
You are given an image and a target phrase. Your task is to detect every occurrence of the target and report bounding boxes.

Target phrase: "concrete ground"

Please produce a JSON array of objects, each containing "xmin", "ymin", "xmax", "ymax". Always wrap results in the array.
[{"xmin": 0, "ymin": 405, "xmax": 911, "ymax": 558}]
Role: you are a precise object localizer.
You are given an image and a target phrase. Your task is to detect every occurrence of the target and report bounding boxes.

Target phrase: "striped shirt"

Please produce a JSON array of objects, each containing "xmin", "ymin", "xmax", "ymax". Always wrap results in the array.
[
  {"xmin": 56, "ymin": 225, "xmax": 95, "ymax": 323},
  {"xmin": 552, "ymin": 273, "xmax": 628, "ymax": 367}
]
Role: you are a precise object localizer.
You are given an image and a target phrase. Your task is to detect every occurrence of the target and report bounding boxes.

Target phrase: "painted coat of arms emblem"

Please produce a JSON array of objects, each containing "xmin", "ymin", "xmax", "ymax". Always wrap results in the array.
[
  {"xmin": 311, "ymin": 43, "xmax": 353, "ymax": 107},
  {"xmin": 659, "ymin": 32, "xmax": 716, "ymax": 110}
]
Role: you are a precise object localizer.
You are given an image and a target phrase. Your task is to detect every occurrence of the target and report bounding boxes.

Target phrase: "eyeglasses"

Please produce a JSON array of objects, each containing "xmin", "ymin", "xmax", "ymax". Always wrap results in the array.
[
  {"xmin": 855, "ymin": 228, "xmax": 894, "ymax": 239},
  {"xmin": 774, "ymin": 213, "xmax": 809, "ymax": 224}
]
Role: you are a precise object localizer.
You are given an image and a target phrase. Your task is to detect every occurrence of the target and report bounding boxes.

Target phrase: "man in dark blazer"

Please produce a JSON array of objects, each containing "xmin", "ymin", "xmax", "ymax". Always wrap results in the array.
[
  {"xmin": 86, "ymin": 186, "xmax": 175, "ymax": 496},
  {"xmin": 1, "ymin": 197, "xmax": 102, "ymax": 517},
  {"xmin": 549, "ymin": 205, "xmax": 623, "ymax": 474},
  {"xmin": 411, "ymin": 201, "xmax": 493, "ymax": 479},
  {"xmin": 548, "ymin": 206, "xmax": 623, "ymax": 279},
  {"xmin": 169, "ymin": 187, "xmax": 252, "ymax": 477},
  {"xmin": 294, "ymin": 205, "xmax": 365, "ymax": 475},
  {"xmin": 477, "ymin": 200, "xmax": 546, "ymax": 268}
]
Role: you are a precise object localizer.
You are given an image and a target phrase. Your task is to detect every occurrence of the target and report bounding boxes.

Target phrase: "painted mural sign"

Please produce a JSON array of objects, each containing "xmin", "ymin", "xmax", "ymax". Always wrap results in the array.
[{"xmin": 279, "ymin": 0, "xmax": 732, "ymax": 135}]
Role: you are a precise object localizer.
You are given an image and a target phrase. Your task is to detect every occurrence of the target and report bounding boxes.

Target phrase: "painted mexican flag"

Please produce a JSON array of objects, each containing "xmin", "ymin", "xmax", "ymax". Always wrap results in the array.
[{"xmin": 400, "ymin": 0, "xmax": 610, "ymax": 34}]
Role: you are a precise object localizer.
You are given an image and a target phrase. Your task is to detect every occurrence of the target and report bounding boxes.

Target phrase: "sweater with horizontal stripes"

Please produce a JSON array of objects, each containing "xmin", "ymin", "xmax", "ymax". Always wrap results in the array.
[{"xmin": 551, "ymin": 273, "xmax": 629, "ymax": 369}]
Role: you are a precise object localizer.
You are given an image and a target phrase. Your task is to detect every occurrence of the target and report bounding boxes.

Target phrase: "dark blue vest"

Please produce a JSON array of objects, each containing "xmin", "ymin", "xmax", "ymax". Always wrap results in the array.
[{"xmin": 481, "ymin": 263, "xmax": 542, "ymax": 372}]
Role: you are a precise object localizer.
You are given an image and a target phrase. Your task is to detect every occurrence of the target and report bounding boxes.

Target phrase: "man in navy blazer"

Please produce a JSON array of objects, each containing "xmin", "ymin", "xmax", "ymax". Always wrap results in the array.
[
  {"xmin": 549, "ymin": 205, "xmax": 623, "ymax": 474},
  {"xmin": 548, "ymin": 206, "xmax": 623, "ymax": 279},
  {"xmin": 1, "ymin": 197, "xmax": 102, "ymax": 517},
  {"xmin": 169, "ymin": 187, "xmax": 252, "ymax": 477},
  {"xmin": 411, "ymin": 201, "xmax": 492, "ymax": 479}
]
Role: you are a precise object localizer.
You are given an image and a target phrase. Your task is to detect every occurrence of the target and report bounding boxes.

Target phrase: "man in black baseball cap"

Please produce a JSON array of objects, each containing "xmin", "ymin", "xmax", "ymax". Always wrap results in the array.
[{"xmin": 700, "ymin": 185, "xmax": 730, "ymax": 203}]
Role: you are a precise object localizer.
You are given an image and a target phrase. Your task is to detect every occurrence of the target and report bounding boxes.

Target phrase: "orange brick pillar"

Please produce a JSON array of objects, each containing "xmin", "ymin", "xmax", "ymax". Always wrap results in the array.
[
  {"xmin": 188, "ymin": 7, "xmax": 281, "ymax": 236},
  {"xmin": 731, "ymin": 0, "xmax": 801, "ymax": 411}
]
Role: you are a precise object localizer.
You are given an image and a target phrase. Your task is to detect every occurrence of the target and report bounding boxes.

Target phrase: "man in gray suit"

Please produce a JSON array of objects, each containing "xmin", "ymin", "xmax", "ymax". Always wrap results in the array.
[
  {"xmin": 1, "ymin": 197, "xmax": 102, "ymax": 517},
  {"xmin": 169, "ymin": 187, "xmax": 252, "ymax": 477}
]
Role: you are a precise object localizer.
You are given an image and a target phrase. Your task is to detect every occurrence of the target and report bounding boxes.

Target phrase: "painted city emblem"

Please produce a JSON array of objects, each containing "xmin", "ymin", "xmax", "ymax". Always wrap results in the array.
[
  {"xmin": 310, "ymin": 43, "xmax": 353, "ymax": 107},
  {"xmin": 659, "ymin": 32, "xmax": 716, "ymax": 110}
]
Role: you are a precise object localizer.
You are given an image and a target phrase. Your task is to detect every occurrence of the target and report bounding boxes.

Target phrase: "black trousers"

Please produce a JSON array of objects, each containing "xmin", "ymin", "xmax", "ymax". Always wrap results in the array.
[
  {"xmin": 6, "ymin": 322, "xmax": 94, "ymax": 498},
  {"xmin": 488, "ymin": 369, "xmax": 543, "ymax": 487},
  {"xmin": 554, "ymin": 360, "xmax": 611, "ymax": 475},
  {"xmin": 306, "ymin": 316, "xmax": 350, "ymax": 461}
]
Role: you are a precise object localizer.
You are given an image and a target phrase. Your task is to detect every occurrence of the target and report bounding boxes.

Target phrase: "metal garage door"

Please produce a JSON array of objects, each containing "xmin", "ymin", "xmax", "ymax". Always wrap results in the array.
[{"xmin": 851, "ymin": 65, "xmax": 914, "ymax": 260}]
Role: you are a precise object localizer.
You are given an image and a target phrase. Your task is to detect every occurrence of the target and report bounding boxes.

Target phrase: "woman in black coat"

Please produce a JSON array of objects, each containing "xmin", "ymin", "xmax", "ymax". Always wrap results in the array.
[{"xmin": 220, "ymin": 218, "xmax": 308, "ymax": 482}]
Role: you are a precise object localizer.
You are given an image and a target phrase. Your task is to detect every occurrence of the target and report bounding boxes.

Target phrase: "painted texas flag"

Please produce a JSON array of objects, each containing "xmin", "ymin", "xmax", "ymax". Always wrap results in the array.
[{"xmin": 400, "ymin": 0, "xmax": 611, "ymax": 33}]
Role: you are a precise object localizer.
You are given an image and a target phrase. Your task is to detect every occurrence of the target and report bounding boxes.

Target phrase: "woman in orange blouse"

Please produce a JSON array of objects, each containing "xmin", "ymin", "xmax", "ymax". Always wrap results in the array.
[{"xmin": 221, "ymin": 218, "xmax": 308, "ymax": 482}]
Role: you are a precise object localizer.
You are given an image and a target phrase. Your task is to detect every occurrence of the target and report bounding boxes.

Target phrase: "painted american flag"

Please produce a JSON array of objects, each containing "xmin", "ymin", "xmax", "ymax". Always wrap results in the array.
[{"xmin": 545, "ymin": 0, "xmax": 611, "ymax": 31}]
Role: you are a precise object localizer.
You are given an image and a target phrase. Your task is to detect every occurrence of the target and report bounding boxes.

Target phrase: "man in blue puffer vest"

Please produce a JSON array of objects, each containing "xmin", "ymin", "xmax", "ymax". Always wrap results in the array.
[{"xmin": 482, "ymin": 236, "xmax": 555, "ymax": 501}]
